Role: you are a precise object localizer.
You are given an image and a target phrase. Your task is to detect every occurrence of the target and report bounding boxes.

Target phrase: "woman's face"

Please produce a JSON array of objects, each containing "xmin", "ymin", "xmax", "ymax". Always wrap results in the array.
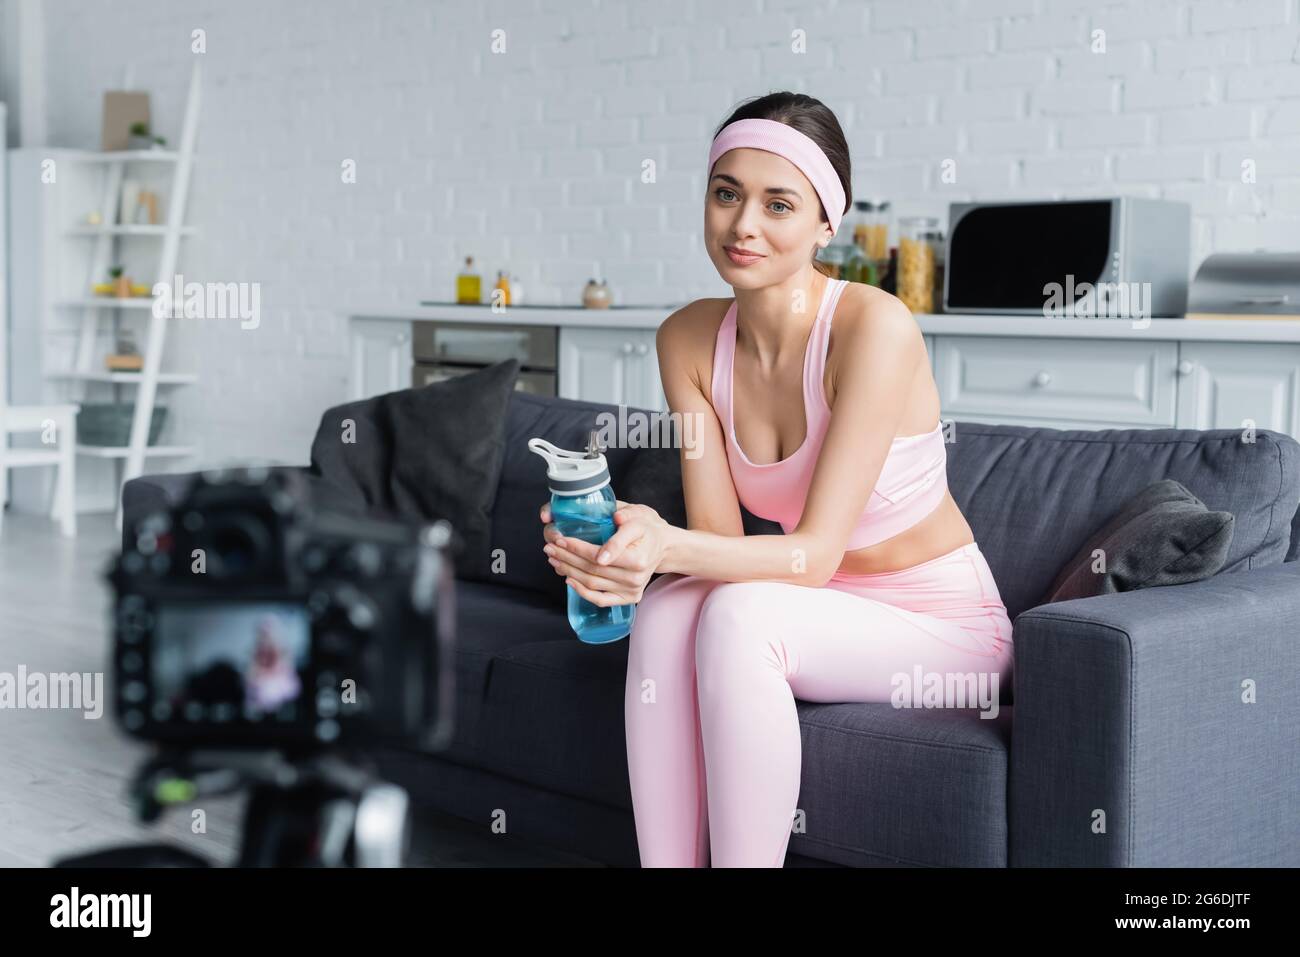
[{"xmin": 704, "ymin": 147, "xmax": 832, "ymax": 287}]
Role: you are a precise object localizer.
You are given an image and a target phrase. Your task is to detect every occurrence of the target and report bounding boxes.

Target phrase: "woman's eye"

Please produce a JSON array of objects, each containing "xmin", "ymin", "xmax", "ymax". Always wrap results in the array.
[{"xmin": 714, "ymin": 188, "xmax": 791, "ymax": 215}]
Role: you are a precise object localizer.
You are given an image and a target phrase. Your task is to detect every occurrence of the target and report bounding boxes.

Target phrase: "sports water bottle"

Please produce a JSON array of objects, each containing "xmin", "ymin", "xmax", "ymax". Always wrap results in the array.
[{"xmin": 528, "ymin": 432, "xmax": 637, "ymax": 644}]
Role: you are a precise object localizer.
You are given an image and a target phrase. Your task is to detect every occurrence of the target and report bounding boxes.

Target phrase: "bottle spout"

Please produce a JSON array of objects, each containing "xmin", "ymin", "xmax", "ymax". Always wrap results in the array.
[
  {"xmin": 528, "ymin": 436, "xmax": 611, "ymax": 492},
  {"xmin": 527, "ymin": 437, "xmax": 585, "ymax": 469}
]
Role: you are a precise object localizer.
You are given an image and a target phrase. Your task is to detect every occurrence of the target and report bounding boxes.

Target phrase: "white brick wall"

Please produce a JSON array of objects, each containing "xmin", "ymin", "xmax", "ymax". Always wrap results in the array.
[{"xmin": 30, "ymin": 0, "xmax": 1300, "ymax": 469}]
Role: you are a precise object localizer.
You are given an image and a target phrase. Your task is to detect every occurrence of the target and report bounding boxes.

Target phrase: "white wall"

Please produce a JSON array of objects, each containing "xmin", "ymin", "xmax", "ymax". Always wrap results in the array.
[
  {"xmin": 0, "ymin": 0, "xmax": 47, "ymax": 150},
  {"xmin": 31, "ymin": 0, "xmax": 1300, "ymax": 468}
]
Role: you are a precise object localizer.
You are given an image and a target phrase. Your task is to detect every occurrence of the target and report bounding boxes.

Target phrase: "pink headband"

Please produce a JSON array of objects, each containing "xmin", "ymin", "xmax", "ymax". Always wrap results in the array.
[{"xmin": 707, "ymin": 117, "xmax": 847, "ymax": 237}]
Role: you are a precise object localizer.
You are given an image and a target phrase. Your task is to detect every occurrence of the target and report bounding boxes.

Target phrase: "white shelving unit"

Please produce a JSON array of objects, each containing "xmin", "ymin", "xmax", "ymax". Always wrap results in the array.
[{"xmin": 6, "ymin": 61, "xmax": 203, "ymax": 522}]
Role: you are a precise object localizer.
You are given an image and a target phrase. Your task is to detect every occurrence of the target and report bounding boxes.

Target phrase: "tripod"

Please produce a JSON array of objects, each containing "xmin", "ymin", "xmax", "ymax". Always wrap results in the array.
[{"xmin": 53, "ymin": 748, "xmax": 411, "ymax": 868}]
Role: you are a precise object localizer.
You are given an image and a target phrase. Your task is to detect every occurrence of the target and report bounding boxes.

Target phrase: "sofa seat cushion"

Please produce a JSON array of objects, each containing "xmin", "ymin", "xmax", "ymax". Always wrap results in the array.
[
  {"xmin": 466, "ymin": 631, "xmax": 1014, "ymax": 867},
  {"xmin": 437, "ymin": 578, "xmax": 578, "ymax": 765}
]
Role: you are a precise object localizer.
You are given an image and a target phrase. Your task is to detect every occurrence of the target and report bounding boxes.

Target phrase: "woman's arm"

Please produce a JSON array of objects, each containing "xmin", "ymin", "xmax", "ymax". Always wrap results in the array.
[
  {"xmin": 648, "ymin": 306, "xmax": 829, "ymax": 586},
  {"xmin": 657, "ymin": 304, "xmax": 746, "ymax": 539}
]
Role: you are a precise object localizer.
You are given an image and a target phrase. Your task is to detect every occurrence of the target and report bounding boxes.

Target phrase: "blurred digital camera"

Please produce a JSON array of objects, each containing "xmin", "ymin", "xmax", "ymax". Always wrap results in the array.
[{"xmin": 108, "ymin": 468, "xmax": 456, "ymax": 753}]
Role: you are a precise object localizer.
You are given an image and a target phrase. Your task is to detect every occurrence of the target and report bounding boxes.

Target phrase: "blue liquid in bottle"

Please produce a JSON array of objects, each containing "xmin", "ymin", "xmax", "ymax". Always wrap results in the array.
[
  {"xmin": 551, "ymin": 486, "xmax": 636, "ymax": 644},
  {"xmin": 529, "ymin": 434, "xmax": 637, "ymax": 644}
]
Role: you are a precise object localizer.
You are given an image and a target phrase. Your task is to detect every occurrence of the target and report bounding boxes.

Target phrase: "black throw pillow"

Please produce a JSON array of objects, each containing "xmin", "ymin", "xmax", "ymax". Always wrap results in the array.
[
  {"xmin": 1040, "ymin": 478, "xmax": 1235, "ymax": 604},
  {"xmin": 620, "ymin": 443, "xmax": 687, "ymax": 529},
  {"xmin": 308, "ymin": 358, "xmax": 520, "ymax": 581}
]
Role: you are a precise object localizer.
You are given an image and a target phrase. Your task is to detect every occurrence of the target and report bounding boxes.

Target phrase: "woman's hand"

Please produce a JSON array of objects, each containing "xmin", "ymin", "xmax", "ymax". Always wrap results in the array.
[{"xmin": 539, "ymin": 500, "xmax": 668, "ymax": 606}]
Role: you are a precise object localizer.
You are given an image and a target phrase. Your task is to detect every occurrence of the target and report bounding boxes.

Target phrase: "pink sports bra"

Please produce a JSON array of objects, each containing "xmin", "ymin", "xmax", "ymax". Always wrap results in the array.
[{"xmin": 710, "ymin": 278, "xmax": 949, "ymax": 550}]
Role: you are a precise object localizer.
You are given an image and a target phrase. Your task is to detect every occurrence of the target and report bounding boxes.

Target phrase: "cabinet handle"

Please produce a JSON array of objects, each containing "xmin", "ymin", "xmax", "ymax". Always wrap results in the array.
[
  {"xmin": 1177, "ymin": 360, "xmax": 1195, "ymax": 376},
  {"xmin": 1032, "ymin": 370, "xmax": 1051, "ymax": 387},
  {"xmin": 621, "ymin": 341, "xmax": 634, "ymax": 354},
  {"xmin": 635, "ymin": 343, "xmax": 648, "ymax": 355}
]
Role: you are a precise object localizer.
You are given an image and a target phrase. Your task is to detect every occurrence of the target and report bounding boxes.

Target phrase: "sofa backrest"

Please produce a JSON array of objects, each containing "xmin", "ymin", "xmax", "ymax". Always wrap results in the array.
[
  {"xmin": 944, "ymin": 422, "xmax": 1300, "ymax": 619},
  {"xmin": 490, "ymin": 393, "xmax": 1300, "ymax": 619}
]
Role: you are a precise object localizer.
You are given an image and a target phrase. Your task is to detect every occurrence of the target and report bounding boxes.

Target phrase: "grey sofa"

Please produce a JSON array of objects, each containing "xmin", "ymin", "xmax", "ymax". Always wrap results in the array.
[{"xmin": 122, "ymin": 390, "xmax": 1300, "ymax": 867}]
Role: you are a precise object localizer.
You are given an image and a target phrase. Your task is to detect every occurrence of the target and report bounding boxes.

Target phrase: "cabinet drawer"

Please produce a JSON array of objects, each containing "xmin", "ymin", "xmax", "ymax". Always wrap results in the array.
[{"xmin": 934, "ymin": 336, "xmax": 1178, "ymax": 426}]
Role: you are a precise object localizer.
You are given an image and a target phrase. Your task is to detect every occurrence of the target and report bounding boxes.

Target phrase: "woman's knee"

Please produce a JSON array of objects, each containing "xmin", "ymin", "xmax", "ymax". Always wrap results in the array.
[
  {"xmin": 628, "ymin": 574, "xmax": 719, "ymax": 652},
  {"xmin": 693, "ymin": 582, "xmax": 790, "ymax": 680}
]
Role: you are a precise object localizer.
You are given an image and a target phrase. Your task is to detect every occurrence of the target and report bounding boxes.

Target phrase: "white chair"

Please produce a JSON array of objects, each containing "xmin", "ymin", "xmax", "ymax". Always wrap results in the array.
[{"xmin": 0, "ymin": 403, "xmax": 80, "ymax": 538}]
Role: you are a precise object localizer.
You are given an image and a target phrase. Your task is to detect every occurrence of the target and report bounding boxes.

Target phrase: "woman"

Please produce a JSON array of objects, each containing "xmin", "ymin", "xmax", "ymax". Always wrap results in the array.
[
  {"xmin": 243, "ymin": 615, "xmax": 302, "ymax": 713},
  {"xmin": 539, "ymin": 92, "xmax": 1013, "ymax": 867}
]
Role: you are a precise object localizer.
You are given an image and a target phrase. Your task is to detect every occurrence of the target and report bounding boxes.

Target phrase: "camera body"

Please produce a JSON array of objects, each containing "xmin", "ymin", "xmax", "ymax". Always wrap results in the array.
[{"xmin": 108, "ymin": 469, "xmax": 455, "ymax": 753}]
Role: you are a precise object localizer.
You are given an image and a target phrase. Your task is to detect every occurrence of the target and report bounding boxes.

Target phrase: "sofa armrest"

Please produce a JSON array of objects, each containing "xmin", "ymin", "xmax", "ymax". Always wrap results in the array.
[
  {"xmin": 121, "ymin": 467, "xmax": 308, "ymax": 553},
  {"xmin": 1009, "ymin": 562, "xmax": 1300, "ymax": 867}
]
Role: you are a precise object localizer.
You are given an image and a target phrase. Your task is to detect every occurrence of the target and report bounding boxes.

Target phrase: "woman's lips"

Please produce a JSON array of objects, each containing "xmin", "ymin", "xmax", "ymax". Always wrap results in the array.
[{"xmin": 725, "ymin": 246, "xmax": 765, "ymax": 265}]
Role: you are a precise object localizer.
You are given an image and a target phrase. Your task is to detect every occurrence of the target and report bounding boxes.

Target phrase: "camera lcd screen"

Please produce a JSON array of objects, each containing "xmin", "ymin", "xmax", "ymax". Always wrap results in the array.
[{"xmin": 151, "ymin": 603, "xmax": 311, "ymax": 724}]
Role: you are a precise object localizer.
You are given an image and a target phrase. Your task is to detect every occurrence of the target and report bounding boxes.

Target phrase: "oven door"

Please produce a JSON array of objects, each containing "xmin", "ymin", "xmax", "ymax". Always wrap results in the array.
[{"xmin": 412, "ymin": 322, "xmax": 557, "ymax": 369}]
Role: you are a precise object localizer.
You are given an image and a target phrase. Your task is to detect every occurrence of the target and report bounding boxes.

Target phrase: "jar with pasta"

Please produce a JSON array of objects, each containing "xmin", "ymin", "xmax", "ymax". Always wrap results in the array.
[
  {"xmin": 896, "ymin": 216, "xmax": 940, "ymax": 315},
  {"xmin": 852, "ymin": 199, "xmax": 892, "ymax": 268}
]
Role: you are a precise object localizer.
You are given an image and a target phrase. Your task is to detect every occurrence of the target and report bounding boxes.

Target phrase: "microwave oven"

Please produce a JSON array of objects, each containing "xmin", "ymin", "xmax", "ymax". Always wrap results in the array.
[{"xmin": 943, "ymin": 198, "xmax": 1191, "ymax": 318}]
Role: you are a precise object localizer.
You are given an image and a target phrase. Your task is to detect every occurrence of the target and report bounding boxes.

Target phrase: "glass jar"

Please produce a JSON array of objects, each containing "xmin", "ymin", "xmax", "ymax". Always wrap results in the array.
[
  {"xmin": 853, "ymin": 199, "xmax": 892, "ymax": 266},
  {"xmin": 815, "ymin": 243, "xmax": 845, "ymax": 279},
  {"xmin": 582, "ymin": 278, "xmax": 612, "ymax": 309},
  {"xmin": 896, "ymin": 216, "xmax": 940, "ymax": 314},
  {"xmin": 931, "ymin": 227, "xmax": 946, "ymax": 314},
  {"xmin": 841, "ymin": 241, "xmax": 877, "ymax": 286}
]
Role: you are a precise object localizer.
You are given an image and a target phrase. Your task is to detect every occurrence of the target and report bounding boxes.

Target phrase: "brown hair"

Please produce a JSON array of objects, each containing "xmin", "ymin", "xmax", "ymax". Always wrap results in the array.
[{"xmin": 711, "ymin": 92, "xmax": 852, "ymax": 277}]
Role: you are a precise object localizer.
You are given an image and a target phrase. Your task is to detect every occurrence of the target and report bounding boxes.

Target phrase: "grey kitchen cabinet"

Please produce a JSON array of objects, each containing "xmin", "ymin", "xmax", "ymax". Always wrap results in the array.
[
  {"xmin": 559, "ymin": 327, "xmax": 666, "ymax": 412},
  {"xmin": 1174, "ymin": 341, "xmax": 1300, "ymax": 435}
]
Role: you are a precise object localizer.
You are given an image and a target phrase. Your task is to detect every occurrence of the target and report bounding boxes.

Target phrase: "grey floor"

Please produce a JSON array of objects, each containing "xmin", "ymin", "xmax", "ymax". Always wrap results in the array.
[{"xmin": 0, "ymin": 510, "xmax": 601, "ymax": 867}]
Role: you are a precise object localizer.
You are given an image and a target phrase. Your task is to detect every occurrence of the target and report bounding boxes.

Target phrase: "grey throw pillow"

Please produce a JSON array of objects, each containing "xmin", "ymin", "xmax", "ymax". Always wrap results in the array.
[{"xmin": 1041, "ymin": 479, "xmax": 1235, "ymax": 603}]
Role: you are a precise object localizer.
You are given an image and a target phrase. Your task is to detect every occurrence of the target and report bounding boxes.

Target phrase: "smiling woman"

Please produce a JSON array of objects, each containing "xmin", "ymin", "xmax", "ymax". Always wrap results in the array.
[
  {"xmin": 705, "ymin": 107, "xmax": 850, "ymax": 281},
  {"xmin": 536, "ymin": 91, "xmax": 1015, "ymax": 869}
]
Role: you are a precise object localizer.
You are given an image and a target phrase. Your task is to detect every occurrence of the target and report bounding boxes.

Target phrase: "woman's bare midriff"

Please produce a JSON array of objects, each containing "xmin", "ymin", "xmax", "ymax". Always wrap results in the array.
[{"xmin": 834, "ymin": 489, "xmax": 975, "ymax": 576}]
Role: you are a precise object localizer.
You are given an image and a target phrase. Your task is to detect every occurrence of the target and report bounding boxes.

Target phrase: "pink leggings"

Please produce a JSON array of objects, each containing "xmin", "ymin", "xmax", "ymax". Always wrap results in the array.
[{"xmin": 623, "ymin": 541, "xmax": 1014, "ymax": 867}]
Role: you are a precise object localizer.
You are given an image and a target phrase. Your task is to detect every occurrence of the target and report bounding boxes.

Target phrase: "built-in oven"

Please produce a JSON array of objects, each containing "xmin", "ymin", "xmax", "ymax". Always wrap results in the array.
[{"xmin": 411, "ymin": 321, "xmax": 558, "ymax": 396}]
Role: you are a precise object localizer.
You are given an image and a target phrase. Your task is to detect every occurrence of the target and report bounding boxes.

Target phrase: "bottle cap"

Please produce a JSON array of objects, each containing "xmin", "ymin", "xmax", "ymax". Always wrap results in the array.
[{"xmin": 528, "ymin": 431, "xmax": 610, "ymax": 496}]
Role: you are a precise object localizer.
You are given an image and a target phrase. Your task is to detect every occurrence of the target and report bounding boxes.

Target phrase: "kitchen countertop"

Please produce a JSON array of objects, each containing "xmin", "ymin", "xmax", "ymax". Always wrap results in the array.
[
  {"xmin": 349, "ymin": 303, "xmax": 1300, "ymax": 342},
  {"xmin": 916, "ymin": 314, "xmax": 1300, "ymax": 342},
  {"xmin": 349, "ymin": 302, "xmax": 676, "ymax": 329}
]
